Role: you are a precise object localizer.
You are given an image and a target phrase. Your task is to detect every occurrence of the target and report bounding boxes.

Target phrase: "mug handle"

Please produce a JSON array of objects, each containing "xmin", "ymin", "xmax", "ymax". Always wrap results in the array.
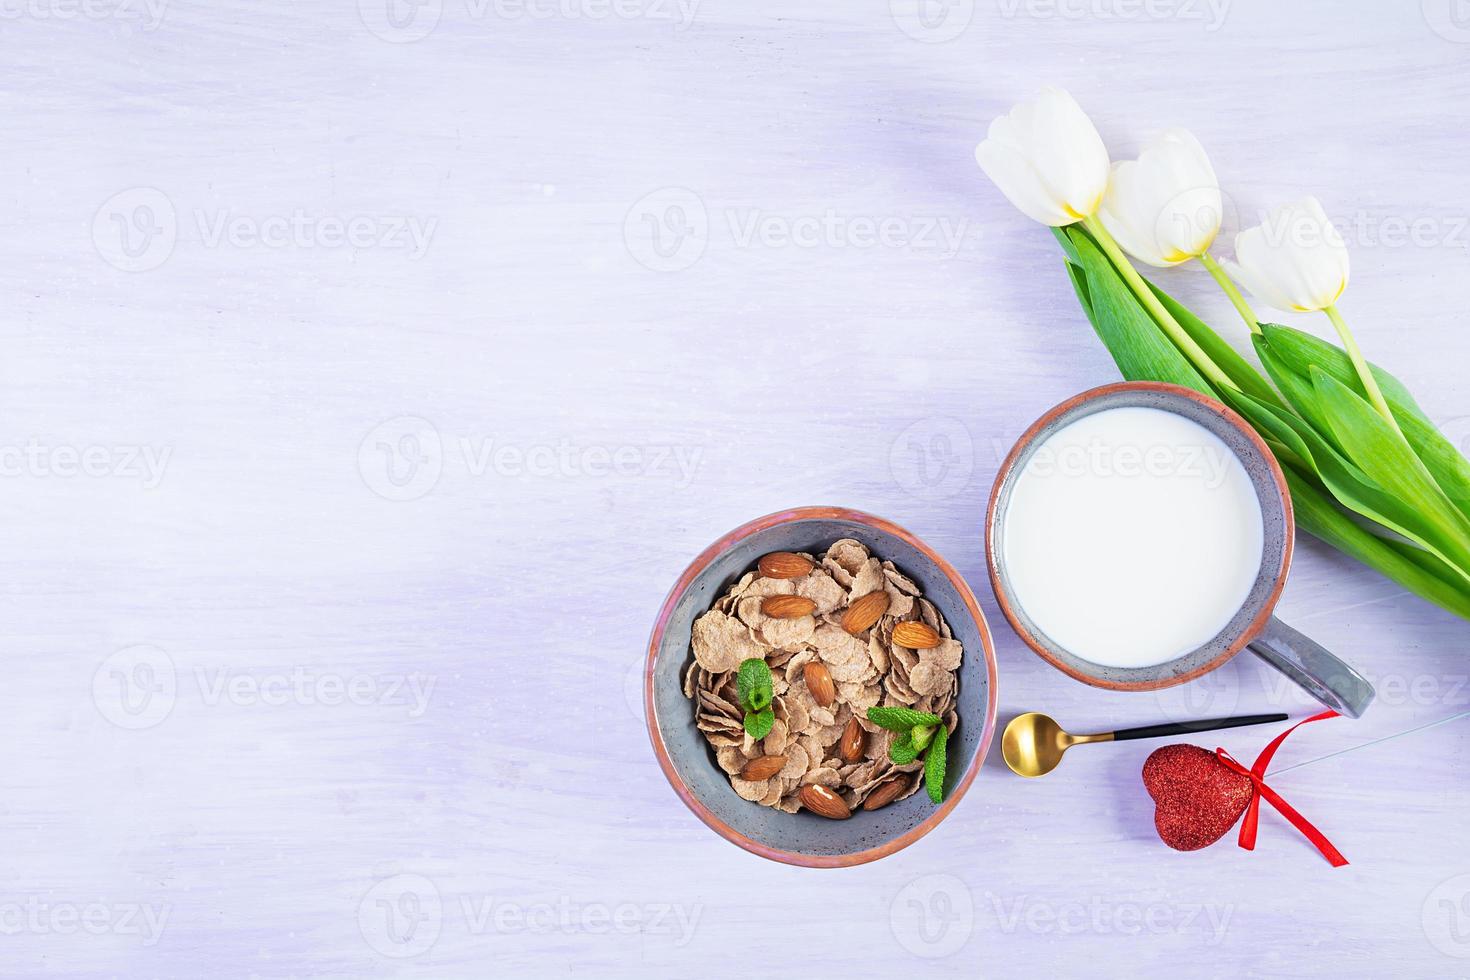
[{"xmin": 1246, "ymin": 616, "xmax": 1375, "ymax": 719}]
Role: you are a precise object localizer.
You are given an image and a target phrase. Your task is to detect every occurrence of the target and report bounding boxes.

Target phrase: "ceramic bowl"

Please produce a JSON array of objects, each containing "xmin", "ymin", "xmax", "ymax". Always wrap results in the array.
[{"xmin": 645, "ymin": 507, "xmax": 998, "ymax": 868}]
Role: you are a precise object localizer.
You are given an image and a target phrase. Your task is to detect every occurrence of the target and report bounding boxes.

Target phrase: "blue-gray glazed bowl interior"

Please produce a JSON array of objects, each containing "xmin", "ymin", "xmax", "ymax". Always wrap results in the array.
[
  {"xmin": 987, "ymin": 385, "xmax": 1292, "ymax": 689},
  {"xmin": 648, "ymin": 511, "xmax": 994, "ymax": 865}
]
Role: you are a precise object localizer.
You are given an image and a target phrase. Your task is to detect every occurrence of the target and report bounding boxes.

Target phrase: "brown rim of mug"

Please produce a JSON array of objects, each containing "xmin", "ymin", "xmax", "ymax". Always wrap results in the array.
[
  {"xmin": 984, "ymin": 381, "xmax": 1294, "ymax": 693},
  {"xmin": 645, "ymin": 506, "xmax": 1000, "ymax": 869}
]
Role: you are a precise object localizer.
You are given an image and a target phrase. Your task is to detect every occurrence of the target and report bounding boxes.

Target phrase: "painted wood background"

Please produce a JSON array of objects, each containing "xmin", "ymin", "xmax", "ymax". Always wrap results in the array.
[{"xmin": 4, "ymin": 0, "xmax": 1468, "ymax": 975}]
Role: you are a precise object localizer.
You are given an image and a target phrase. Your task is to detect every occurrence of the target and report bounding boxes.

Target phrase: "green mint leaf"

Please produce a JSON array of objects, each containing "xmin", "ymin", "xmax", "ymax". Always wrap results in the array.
[
  {"xmin": 736, "ymin": 658, "xmax": 772, "ymax": 713},
  {"xmin": 867, "ymin": 706, "xmax": 942, "ymax": 733},
  {"xmin": 911, "ymin": 723, "xmax": 936, "ymax": 752},
  {"xmin": 744, "ymin": 706, "xmax": 775, "ymax": 740},
  {"xmin": 924, "ymin": 725, "xmax": 949, "ymax": 804},
  {"xmin": 889, "ymin": 731, "xmax": 921, "ymax": 765}
]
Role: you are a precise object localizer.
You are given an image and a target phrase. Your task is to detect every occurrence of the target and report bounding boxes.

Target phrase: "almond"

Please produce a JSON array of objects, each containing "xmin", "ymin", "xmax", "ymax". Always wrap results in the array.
[
  {"xmin": 803, "ymin": 661, "xmax": 836, "ymax": 707},
  {"xmin": 840, "ymin": 590, "xmax": 890, "ymax": 635},
  {"xmin": 839, "ymin": 718, "xmax": 865, "ymax": 763},
  {"xmin": 892, "ymin": 621, "xmax": 941, "ymax": 649},
  {"xmin": 861, "ymin": 778, "xmax": 905, "ymax": 811},
  {"xmin": 740, "ymin": 755, "xmax": 787, "ymax": 781},
  {"xmin": 758, "ymin": 552, "xmax": 814, "ymax": 579},
  {"xmin": 799, "ymin": 784, "xmax": 851, "ymax": 820},
  {"xmin": 761, "ymin": 595, "xmax": 817, "ymax": 619}
]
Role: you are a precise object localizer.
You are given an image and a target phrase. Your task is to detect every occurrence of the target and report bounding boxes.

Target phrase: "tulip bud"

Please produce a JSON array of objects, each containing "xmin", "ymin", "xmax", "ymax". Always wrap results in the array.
[
  {"xmin": 974, "ymin": 87, "xmax": 1110, "ymax": 226},
  {"xmin": 1221, "ymin": 197, "xmax": 1350, "ymax": 313},
  {"xmin": 1098, "ymin": 129, "xmax": 1222, "ymax": 268}
]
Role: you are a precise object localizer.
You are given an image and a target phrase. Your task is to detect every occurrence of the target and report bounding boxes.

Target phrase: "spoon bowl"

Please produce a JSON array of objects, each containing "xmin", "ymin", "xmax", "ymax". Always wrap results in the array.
[{"xmin": 1002, "ymin": 711, "xmax": 1107, "ymax": 777}]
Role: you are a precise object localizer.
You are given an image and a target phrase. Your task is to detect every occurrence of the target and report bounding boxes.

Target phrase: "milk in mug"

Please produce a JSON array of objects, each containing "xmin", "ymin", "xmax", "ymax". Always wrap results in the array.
[{"xmin": 1001, "ymin": 406, "xmax": 1265, "ymax": 669}]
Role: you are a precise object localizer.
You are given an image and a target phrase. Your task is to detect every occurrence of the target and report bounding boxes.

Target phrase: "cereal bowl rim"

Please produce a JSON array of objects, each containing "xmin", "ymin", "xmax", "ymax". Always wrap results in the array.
[{"xmin": 644, "ymin": 506, "xmax": 999, "ymax": 868}]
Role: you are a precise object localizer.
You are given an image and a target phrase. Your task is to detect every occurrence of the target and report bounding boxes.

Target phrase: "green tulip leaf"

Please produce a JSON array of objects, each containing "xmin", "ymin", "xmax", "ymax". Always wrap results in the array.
[
  {"xmin": 1147, "ymin": 280, "xmax": 1285, "ymax": 409},
  {"xmin": 1254, "ymin": 336, "xmax": 1348, "ymax": 457},
  {"xmin": 1052, "ymin": 225, "xmax": 1083, "ymax": 267},
  {"xmin": 1220, "ymin": 388, "xmax": 1314, "ymax": 472},
  {"xmin": 1283, "ymin": 466, "xmax": 1470, "ymax": 620},
  {"xmin": 1063, "ymin": 259, "xmax": 1095, "ymax": 324},
  {"xmin": 1310, "ymin": 368, "xmax": 1470, "ymax": 581},
  {"xmin": 1055, "ymin": 226, "xmax": 1213, "ymax": 396},
  {"xmin": 1257, "ymin": 326, "xmax": 1470, "ymax": 516},
  {"xmin": 1259, "ymin": 323, "xmax": 1426, "ymax": 418},
  {"xmin": 1230, "ymin": 383, "xmax": 1470, "ymax": 586}
]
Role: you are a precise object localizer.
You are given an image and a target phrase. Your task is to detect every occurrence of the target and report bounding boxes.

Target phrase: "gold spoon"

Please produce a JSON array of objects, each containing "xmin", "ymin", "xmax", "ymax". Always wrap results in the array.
[{"xmin": 1002, "ymin": 711, "xmax": 1288, "ymax": 777}]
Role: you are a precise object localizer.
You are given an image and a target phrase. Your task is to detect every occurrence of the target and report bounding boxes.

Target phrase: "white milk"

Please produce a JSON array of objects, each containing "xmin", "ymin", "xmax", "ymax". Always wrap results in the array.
[{"xmin": 1002, "ymin": 406, "xmax": 1265, "ymax": 669}]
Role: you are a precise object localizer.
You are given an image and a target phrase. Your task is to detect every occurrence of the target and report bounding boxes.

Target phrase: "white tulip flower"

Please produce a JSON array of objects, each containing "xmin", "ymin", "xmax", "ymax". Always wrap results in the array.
[
  {"xmin": 1222, "ymin": 197, "xmax": 1401, "ymax": 433},
  {"xmin": 1098, "ymin": 129, "xmax": 1221, "ymax": 268},
  {"xmin": 1221, "ymin": 197, "xmax": 1350, "ymax": 313},
  {"xmin": 975, "ymin": 91, "xmax": 1236, "ymax": 392},
  {"xmin": 974, "ymin": 87, "xmax": 1110, "ymax": 226}
]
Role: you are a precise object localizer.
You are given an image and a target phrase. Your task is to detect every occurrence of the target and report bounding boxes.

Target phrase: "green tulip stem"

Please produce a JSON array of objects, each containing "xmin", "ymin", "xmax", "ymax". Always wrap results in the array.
[
  {"xmin": 1198, "ymin": 252, "xmax": 1259, "ymax": 333},
  {"xmin": 1323, "ymin": 304, "xmax": 1404, "ymax": 438},
  {"xmin": 1081, "ymin": 215, "xmax": 1238, "ymax": 393}
]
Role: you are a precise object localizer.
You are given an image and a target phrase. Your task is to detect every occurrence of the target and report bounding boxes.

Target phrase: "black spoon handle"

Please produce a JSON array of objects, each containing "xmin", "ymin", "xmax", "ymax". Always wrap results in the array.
[{"xmin": 1108, "ymin": 713, "xmax": 1288, "ymax": 742}]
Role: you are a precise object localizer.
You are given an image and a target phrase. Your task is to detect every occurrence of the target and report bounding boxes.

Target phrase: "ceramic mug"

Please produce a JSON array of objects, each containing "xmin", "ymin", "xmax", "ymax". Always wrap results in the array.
[{"xmin": 985, "ymin": 381, "xmax": 1375, "ymax": 719}]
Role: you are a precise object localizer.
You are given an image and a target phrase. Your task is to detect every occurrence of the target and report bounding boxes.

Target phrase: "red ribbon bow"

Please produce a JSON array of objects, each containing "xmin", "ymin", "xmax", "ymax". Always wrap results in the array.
[{"xmin": 1214, "ymin": 710, "xmax": 1347, "ymax": 868}]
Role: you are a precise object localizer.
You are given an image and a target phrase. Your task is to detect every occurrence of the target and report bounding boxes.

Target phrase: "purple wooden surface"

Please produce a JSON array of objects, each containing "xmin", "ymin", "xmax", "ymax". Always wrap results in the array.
[{"xmin": 2, "ymin": 1, "xmax": 1468, "ymax": 975}]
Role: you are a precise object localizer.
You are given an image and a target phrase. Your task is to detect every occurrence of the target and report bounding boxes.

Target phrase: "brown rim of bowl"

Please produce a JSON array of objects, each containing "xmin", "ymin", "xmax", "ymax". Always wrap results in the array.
[
  {"xmin": 984, "ymin": 381, "xmax": 1294, "ymax": 692},
  {"xmin": 645, "ymin": 506, "xmax": 1000, "ymax": 869}
]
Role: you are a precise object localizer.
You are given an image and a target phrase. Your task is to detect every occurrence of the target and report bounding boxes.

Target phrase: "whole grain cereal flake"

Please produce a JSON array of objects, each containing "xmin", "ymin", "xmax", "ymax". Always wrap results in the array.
[{"xmin": 684, "ymin": 539, "xmax": 964, "ymax": 815}]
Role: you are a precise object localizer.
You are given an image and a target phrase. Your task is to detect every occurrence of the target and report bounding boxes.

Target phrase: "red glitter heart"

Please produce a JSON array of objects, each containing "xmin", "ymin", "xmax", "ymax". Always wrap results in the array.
[{"xmin": 1142, "ymin": 744, "xmax": 1255, "ymax": 852}]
